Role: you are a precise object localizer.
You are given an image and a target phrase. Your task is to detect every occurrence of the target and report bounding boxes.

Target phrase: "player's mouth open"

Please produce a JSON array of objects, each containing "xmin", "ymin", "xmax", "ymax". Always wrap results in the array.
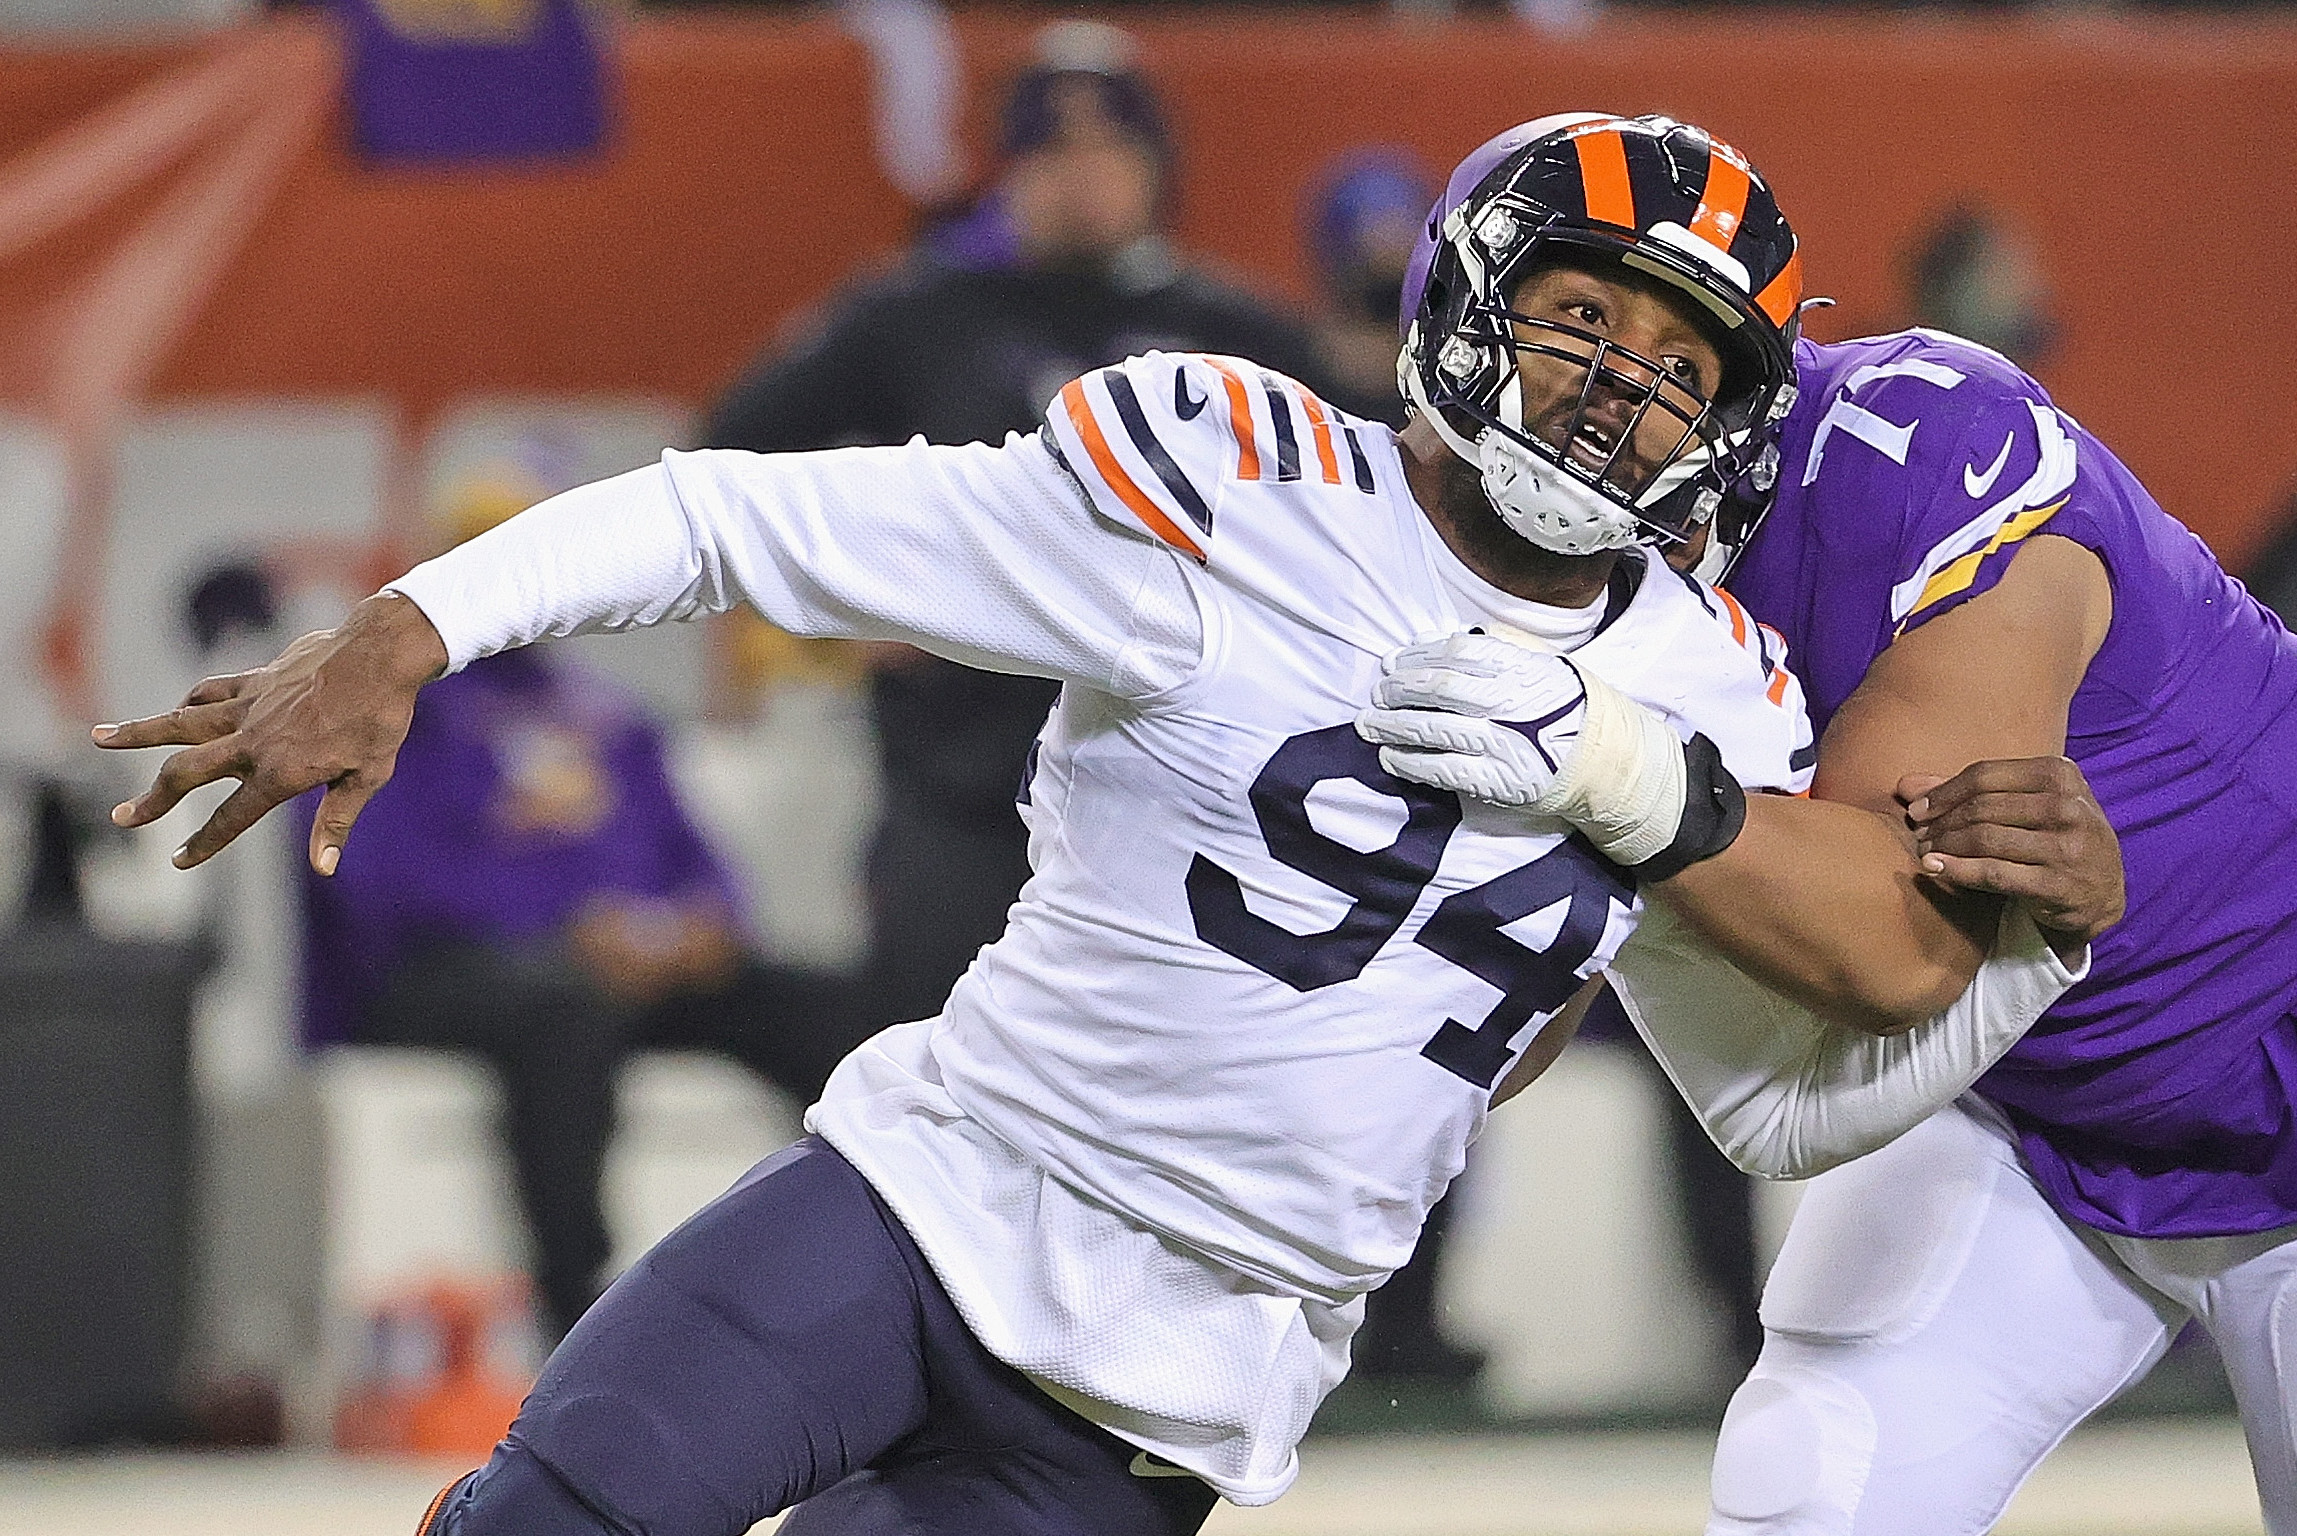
[
  {"xmin": 1543, "ymin": 408, "xmax": 1641, "ymax": 484},
  {"xmin": 1568, "ymin": 420, "xmax": 1616, "ymax": 467}
]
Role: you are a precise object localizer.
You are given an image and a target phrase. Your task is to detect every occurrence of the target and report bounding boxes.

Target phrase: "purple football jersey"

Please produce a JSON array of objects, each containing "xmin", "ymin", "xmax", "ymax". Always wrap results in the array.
[{"xmin": 1730, "ymin": 330, "xmax": 2297, "ymax": 1239}]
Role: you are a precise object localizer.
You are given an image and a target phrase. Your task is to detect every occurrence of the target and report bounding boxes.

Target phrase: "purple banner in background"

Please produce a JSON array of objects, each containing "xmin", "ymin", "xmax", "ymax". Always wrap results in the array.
[{"xmin": 336, "ymin": 0, "xmax": 609, "ymax": 165}]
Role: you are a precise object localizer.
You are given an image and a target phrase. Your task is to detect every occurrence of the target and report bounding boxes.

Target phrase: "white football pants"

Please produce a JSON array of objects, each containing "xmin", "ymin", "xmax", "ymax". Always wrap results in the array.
[{"xmin": 1707, "ymin": 1097, "xmax": 2297, "ymax": 1536}]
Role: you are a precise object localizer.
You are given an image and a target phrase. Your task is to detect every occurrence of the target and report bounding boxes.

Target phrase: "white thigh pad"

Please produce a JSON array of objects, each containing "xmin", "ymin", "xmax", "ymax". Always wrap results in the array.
[{"xmin": 1758, "ymin": 1103, "xmax": 2010, "ymax": 1343}]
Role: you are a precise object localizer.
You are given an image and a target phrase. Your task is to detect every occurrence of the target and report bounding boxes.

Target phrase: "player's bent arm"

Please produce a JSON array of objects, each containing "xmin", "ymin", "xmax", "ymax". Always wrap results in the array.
[
  {"xmin": 1649, "ymin": 535, "xmax": 2114, "ymax": 1032},
  {"xmin": 1608, "ymin": 899, "xmax": 2087, "ymax": 1179},
  {"xmin": 1651, "ymin": 794, "xmax": 1990, "ymax": 1034}
]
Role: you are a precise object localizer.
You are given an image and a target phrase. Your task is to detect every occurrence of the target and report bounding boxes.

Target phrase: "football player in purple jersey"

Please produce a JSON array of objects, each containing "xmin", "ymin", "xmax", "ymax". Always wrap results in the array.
[{"xmin": 1354, "ymin": 114, "xmax": 2297, "ymax": 1532}]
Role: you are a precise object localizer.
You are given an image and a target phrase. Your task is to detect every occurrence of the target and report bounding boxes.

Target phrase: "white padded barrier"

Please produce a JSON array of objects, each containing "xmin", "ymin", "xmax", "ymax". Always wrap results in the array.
[{"xmin": 313, "ymin": 1047, "xmax": 803, "ymax": 1382}]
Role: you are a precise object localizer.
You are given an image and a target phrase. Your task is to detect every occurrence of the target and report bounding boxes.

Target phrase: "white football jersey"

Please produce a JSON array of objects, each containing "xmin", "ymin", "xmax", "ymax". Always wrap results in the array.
[{"xmin": 387, "ymin": 350, "xmax": 1813, "ymax": 1505}]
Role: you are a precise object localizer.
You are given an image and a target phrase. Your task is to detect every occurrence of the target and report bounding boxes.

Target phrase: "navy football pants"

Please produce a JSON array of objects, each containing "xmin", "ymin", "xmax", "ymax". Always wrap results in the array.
[{"xmin": 420, "ymin": 1137, "xmax": 1219, "ymax": 1536}]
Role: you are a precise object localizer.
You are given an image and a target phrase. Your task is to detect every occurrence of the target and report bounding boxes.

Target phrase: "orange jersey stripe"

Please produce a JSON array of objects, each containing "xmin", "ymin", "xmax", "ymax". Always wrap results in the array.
[
  {"xmin": 1059, "ymin": 380, "xmax": 1208, "ymax": 562},
  {"xmin": 1201, "ymin": 357, "xmax": 1262, "ymax": 481},
  {"xmin": 1766, "ymin": 666, "xmax": 1791, "ymax": 707},
  {"xmin": 1574, "ymin": 129, "xmax": 1636, "ymax": 230},
  {"xmin": 1688, "ymin": 149, "xmax": 1752, "ymax": 253},
  {"xmin": 416, "ymin": 1478, "xmax": 463, "ymax": 1536},
  {"xmin": 1296, "ymin": 386, "xmax": 1343, "ymax": 485},
  {"xmin": 1714, "ymin": 585, "xmax": 1752, "ymax": 649},
  {"xmin": 1755, "ymin": 245, "xmax": 1804, "ymax": 328}
]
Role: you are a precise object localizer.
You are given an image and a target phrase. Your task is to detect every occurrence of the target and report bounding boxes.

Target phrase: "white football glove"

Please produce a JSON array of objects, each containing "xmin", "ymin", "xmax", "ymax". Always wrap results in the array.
[{"xmin": 1356, "ymin": 631, "xmax": 1741, "ymax": 878}]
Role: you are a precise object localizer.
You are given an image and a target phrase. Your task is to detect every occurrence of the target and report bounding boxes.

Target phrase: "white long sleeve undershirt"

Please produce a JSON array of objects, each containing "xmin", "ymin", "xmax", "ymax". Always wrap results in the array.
[{"xmin": 386, "ymin": 434, "xmax": 1206, "ymax": 704}]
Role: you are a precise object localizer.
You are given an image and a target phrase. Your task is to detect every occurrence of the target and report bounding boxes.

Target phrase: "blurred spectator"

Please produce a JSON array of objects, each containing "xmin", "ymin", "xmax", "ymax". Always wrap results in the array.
[
  {"xmin": 1907, "ymin": 204, "xmax": 2057, "ymax": 368},
  {"xmin": 1302, "ymin": 147, "xmax": 1432, "ymax": 427},
  {"xmin": 705, "ymin": 20, "xmax": 1328, "ymax": 1034},
  {"xmin": 18, "ymin": 779, "xmax": 88, "ymax": 928},
  {"xmin": 295, "ymin": 472, "xmax": 856, "ymax": 1341}
]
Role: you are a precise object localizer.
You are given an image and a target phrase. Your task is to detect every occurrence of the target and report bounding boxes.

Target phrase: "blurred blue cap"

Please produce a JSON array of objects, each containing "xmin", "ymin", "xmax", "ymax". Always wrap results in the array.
[{"xmin": 1308, "ymin": 148, "xmax": 1435, "ymax": 291}]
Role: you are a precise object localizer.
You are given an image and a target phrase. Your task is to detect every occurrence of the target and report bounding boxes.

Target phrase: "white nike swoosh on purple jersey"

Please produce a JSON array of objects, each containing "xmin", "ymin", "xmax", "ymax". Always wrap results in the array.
[{"xmin": 1964, "ymin": 431, "xmax": 2016, "ymax": 499}]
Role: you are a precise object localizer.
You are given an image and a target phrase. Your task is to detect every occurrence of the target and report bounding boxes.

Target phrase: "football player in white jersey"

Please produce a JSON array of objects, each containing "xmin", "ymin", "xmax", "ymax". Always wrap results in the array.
[{"xmin": 97, "ymin": 117, "xmax": 2091, "ymax": 1536}]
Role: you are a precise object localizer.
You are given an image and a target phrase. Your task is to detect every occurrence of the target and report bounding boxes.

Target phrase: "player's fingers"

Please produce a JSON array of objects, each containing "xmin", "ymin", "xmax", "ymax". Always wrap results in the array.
[
  {"xmin": 173, "ymin": 780, "xmax": 296, "ymax": 869},
  {"xmin": 1916, "ymin": 851, "xmax": 2063, "ymax": 902},
  {"xmin": 1914, "ymin": 820, "xmax": 2056, "ymax": 867},
  {"xmin": 1356, "ymin": 707, "xmax": 1494, "ymax": 755},
  {"xmin": 1384, "ymin": 634, "xmax": 1510, "ymax": 678},
  {"xmin": 1916, "ymin": 790, "xmax": 2074, "ymax": 838},
  {"xmin": 306, "ymin": 769, "xmax": 390, "ymax": 877},
  {"xmin": 91, "ymin": 698, "xmax": 245, "ymax": 752},
  {"xmin": 1895, "ymin": 772, "xmax": 1948, "ymax": 810},
  {"xmin": 184, "ymin": 670, "xmax": 257, "ymax": 707},
  {"xmin": 1376, "ymin": 744, "xmax": 1510, "ymax": 803},
  {"xmin": 111, "ymin": 738, "xmax": 246, "ymax": 828},
  {"xmin": 1908, "ymin": 756, "xmax": 2086, "ymax": 823},
  {"xmin": 1383, "ymin": 640, "xmax": 1484, "ymax": 679},
  {"xmin": 1371, "ymin": 669, "xmax": 1510, "ymax": 717}
]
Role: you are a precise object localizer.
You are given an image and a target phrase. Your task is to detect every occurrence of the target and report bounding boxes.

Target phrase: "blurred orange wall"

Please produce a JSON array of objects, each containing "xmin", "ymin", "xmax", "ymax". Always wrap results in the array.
[{"xmin": 3, "ymin": 10, "xmax": 2294, "ymax": 560}]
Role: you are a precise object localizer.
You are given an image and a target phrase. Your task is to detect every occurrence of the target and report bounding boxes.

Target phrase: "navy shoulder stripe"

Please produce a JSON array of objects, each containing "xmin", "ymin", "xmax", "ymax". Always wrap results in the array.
[
  {"xmin": 1103, "ymin": 368, "xmax": 1214, "ymax": 535},
  {"xmin": 1259, "ymin": 374, "xmax": 1302, "ymax": 483},
  {"xmin": 1671, "ymin": 563, "xmax": 1721, "ymax": 620},
  {"xmin": 1341, "ymin": 423, "xmax": 1376, "ymax": 494}
]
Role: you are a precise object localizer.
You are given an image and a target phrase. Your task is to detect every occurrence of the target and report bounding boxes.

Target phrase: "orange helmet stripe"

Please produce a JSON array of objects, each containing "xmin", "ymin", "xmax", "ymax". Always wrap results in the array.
[
  {"xmin": 1688, "ymin": 148, "xmax": 1752, "ymax": 253},
  {"xmin": 1200, "ymin": 356, "xmax": 1263, "ymax": 481},
  {"xmin": 1754, "ymin": 244, "xmax": 1804, "ymax": 328},
  {"xmin": 1058, "ymin": 379, "xmax": 1208, "ymax": 562},
  {"xmin": 1573, "ymin": 128, "xmax": 1637, "ymax": 230}
]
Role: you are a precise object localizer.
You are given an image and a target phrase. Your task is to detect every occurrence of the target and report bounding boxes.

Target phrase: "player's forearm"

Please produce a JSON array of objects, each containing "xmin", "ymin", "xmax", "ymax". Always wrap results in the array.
[
  {"xmin": 1649, "ymin": 792, "xmax": 1994, "ymax": 1034},
  {"xmin": 387, "ymin": 465, "xmax": 715, "ymax": 671},
  {"xmin": 1610, "ymin": 900, "xmax": 2083, "ymax": 1179}
]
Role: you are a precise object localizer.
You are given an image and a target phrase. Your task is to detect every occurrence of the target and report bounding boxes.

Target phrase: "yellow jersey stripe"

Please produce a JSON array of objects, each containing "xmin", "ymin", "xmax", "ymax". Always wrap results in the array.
[{"xmin": 1895, "ymin": 496, "xmax": 2067, "ymax": 635}]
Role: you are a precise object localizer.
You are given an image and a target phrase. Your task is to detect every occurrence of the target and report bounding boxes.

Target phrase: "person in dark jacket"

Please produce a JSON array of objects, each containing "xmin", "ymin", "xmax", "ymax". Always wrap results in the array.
[
  {"xmin": 705, "ymin": 26, "xmax": 1326, "ymax": 1040},
  {"xmin": 1302, "ymin": 148, "xmax": 1430, "ymax": 429}
]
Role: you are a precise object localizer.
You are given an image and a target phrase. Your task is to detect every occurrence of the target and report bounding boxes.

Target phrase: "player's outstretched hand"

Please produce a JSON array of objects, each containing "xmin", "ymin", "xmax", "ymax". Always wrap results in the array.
[
  {"xmin": 92, "ymin": 592, "xmax": 448, "ymax": 875},
  {"xmin": 1900, "ymin": 756, "xmax": 2124, "ymax": 941}
]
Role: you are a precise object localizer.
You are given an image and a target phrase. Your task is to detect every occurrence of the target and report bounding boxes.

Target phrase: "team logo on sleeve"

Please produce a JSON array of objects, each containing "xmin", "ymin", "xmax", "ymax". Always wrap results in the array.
[
  {"xmin": 1174, "ymin": 370, "xmax": 1209, "ymax": 421},
  {"xmin": 1964, "ymin": 431, "xmax": 2016, "ymax": 499}
]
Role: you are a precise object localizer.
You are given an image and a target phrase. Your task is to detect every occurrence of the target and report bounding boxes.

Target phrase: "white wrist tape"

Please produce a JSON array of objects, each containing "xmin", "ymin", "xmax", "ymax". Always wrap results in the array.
[{"xmin": 1530, "ymin": 665, "xmax": 1689, "ymax": 868}]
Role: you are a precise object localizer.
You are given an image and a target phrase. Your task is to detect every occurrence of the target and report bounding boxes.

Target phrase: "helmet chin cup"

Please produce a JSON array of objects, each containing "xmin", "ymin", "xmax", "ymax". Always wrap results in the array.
[{"xmin": 1476, "ymin": 430, "xmax": 1641, "ymax": 556}]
